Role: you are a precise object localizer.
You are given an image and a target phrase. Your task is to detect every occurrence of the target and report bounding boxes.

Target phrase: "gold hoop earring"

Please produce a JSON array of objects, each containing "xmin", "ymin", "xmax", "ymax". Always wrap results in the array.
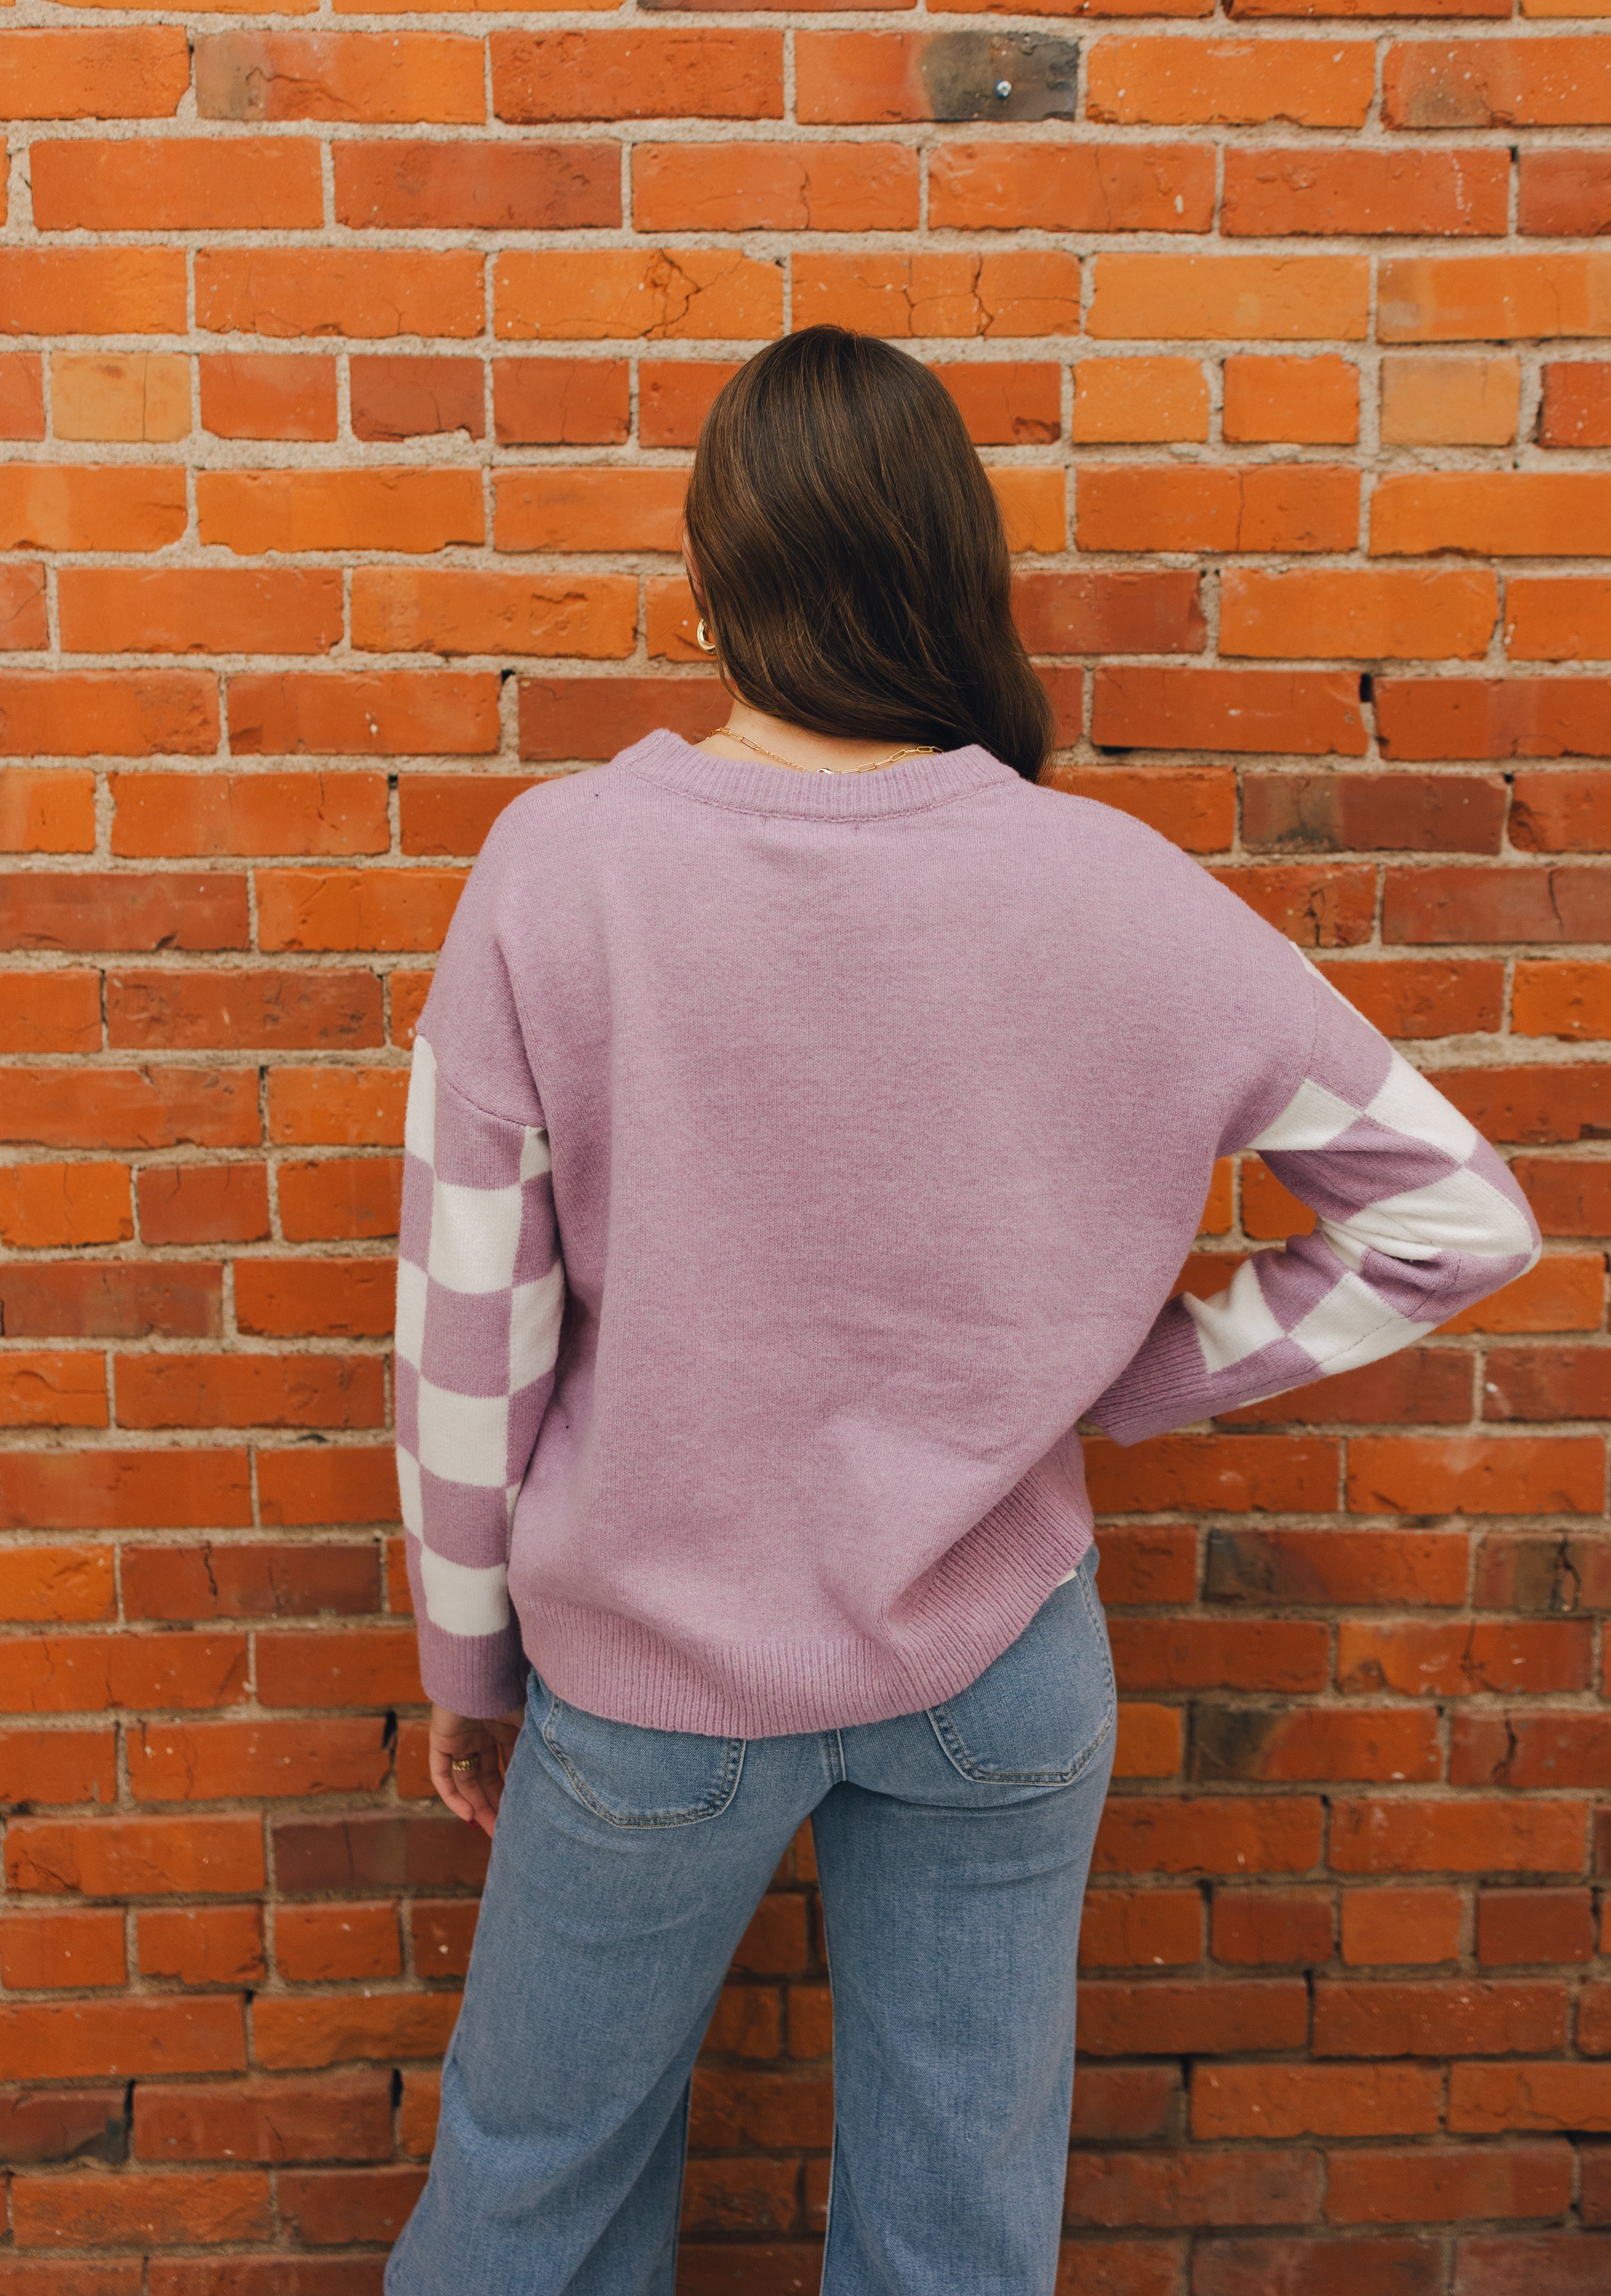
[{"xmin": 695, "ymin": 618, "xmax": 717, "ymax": 654}]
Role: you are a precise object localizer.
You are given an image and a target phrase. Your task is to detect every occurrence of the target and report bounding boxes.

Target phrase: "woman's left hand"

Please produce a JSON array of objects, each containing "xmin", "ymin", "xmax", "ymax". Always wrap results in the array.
[{"xmin": 428, "ymin": 1703, "xmax": 525, "ymax": 1837}]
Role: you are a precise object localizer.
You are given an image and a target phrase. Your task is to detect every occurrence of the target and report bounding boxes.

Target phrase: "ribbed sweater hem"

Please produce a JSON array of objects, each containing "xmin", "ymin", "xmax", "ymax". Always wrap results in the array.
[{"xmin": 515, "ymin": 1471, "xmax": 1095, "ymax": 1739}]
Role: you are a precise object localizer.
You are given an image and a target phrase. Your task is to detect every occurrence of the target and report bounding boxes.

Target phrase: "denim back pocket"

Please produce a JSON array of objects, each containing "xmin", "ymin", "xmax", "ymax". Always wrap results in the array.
[
  {"xmin": 925, "ymin": 1555, "xmax": 1115, "ymax": 1787},
  {"xmin": 537, "ymin": 1681, "xmax": 746, "ymax": 1829}
]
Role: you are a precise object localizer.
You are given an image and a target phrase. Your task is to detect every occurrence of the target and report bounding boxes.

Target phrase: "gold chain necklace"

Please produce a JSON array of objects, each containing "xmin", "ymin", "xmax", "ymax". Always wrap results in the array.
[{"xmin": 721, "ymin": 721, "xmax": 937, "ymax": 776}]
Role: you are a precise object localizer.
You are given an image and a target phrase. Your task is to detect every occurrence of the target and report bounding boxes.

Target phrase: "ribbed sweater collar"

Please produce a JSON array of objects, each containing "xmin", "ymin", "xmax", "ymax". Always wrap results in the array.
[{"xmin": 618, "ymin": 727, "xmax": 1018, "ymax": 823}]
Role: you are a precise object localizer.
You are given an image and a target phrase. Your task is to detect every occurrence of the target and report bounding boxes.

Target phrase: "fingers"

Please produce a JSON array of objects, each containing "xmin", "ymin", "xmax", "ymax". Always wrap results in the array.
[{"xmin": 428, "ymin": 1739, "xmax": 505, "ymax": 1837}]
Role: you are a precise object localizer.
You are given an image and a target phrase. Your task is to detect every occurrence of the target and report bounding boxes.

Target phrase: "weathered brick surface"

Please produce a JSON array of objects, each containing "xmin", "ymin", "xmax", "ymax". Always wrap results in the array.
[{"xmin": 0, "ymin": 0, "xmax": 1607, "ymax": 2283}]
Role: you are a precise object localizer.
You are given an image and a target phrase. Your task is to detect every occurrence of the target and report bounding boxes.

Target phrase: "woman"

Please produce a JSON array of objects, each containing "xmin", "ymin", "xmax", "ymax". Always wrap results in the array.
[{"xmin": 385, "ymin": 327, "xmax": 1539, "ymax": 2295}]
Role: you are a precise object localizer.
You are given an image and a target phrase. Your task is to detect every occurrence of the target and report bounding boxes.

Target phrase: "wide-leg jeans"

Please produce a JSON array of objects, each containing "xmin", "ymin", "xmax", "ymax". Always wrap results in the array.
[{"xmin": 385, "ymin": 1544, "xmax": 1116, "ymax": 2296}]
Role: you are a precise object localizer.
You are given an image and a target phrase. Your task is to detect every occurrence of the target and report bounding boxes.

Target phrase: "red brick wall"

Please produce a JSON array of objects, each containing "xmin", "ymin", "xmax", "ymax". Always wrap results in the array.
[{"xmin": 1, "ymin": 0, "xmax": 1609, "ymax": 2286}]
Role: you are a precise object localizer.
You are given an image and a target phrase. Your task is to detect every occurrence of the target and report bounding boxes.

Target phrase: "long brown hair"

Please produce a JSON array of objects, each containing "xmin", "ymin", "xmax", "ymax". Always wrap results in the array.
[{"xmin": 682, "ymin": 328, "xmax": 1055, "ymax": 783}]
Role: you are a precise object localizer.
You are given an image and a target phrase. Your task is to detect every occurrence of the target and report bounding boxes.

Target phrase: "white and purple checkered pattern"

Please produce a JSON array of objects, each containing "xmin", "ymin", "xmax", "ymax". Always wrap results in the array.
[
  {"xmin": 395, "ymin": 1032, "xmax": 564, "ymax": 1714},
  {"xmin": 1089, "ymin": 954, "xmax": 1542, "ymax": 1447}
]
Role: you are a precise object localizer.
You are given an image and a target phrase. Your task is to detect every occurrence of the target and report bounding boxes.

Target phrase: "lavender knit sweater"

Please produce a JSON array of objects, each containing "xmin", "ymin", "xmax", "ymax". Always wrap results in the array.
[{"xmin": 395, "ymin": 731, "xmax": 1540, "ymax": 1735}]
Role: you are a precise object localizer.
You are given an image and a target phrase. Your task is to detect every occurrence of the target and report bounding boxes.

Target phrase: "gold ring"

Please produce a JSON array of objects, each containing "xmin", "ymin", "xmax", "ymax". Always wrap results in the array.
[{"xmin": 449, "ymin": 1754, "xmax": 480, "ymax": 1773}]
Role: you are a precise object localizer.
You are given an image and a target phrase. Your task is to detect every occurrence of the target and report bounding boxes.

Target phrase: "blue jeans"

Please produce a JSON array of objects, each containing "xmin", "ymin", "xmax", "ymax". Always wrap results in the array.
[{"xmin": 386, "ymin": 1545, "xmax": 1115, "ymax": 2296}]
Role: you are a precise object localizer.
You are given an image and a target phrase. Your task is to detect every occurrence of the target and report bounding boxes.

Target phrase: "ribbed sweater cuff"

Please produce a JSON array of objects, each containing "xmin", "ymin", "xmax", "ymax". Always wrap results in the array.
[
  {"xmin": 1085, "ymin": 1303, "xmax": 1208, "ymax": 1448},
  {"xmin": 415, "ymin": 1619, "xmax": 529, "ymax": 1720}
]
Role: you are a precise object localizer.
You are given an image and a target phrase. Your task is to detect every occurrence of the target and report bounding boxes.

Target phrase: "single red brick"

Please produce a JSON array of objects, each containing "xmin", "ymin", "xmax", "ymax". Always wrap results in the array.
[
  {"xmin": 409, "ymin": 1899, "xmax": 479, "ymax": 1981},
  {"xmin": 355, "ymin": 572, "xmax": 633, "ymax": 661},
  {"xmin": 494, "ymin": 357, "xmax": 630, "ymax": 446},
  {"xmin": 199, "ymin": 468, "xmax": 482, "ymax": 555},
  {"xmin": 136, "ymin": 1904, "xmax": 266, "ymax": 1987},
  {"xmin": 1079, "ymin": 1889, "xmax": 1202, "ymax": 1969},
  {"xmin": 1094, "ymin": 1795, "xmax": 1323, "ymax": 1876},
  {"xmin": 276, "ymin": 1902, "xmax": 401, "ymax": 1983},
  {"xmin": 112, "ymin": 771, "xmax": 385, "ymax": 858},
  {"xmin": 492, "ymin": 29, "xmax": 783, "ymax": 122},
  {"xmin": 1, "ymin": 1068, "xmax": 258, "ymax": 1152},
  {"xmin": 1076, "ymin": 464, "xmax": 1358, "ymax": 554},
  {"xmin": 1346, "ymin": 1434, "xmax": 1604, "ymax": 1516},
  {"xmin": 335, "ymin": 140, "xmax": 619, "ymax": 229},
  {"xmin": 63, "ymin": 568, "xmax": 342, "ymax": 658},
  {"xmin": 1223, "ymin": 148, "xmax": 1507, "ymax": 237},
  {"xmin": 1065, "ymin": 2146, "xmax": 1322, "ymax": 2230},
  {"xmin": 0, "ymin": 1542, "xmax": 114, "ymax": 1622},
  {"xmin": 1477, "ymin": 1888, "xmax": 1595, "ymax": 1966},
  {"xmin": 1340, "ymin": 1887, "xmax": 1464, "ymax": 1967},
  {"xmin": 1015, "ymin": 572, "xmax": 1204, "ymax": 657},
  {"xmin": 195, "ymin": 30, "xmax": 484, "ymax": 123},
  {"xmin": 1313, "ymin": 1979, "xmax": 1567, "ymax": 2056},
  {"xmin": 1, "ymin": 870, "xmax": 246, "ymax": 954},
  {"xmin": 229, "ymin": 670, "xmax": 498, "ymax": 758},
  {"xmin": 267, "ymin": 1066, "xmax": 407, "ymax": 1150},
  {"xmin": 1090, "ymin": 1434, "xmax": 1340, "ymax": 1518},
  {"xmin": 1330, "ymin": 1798, "xmax": 1587, "ymax": 1877},
  {"xmin": 0, "ymin": 465, "xmax": 186, "ymax": 552},
  {"xmin": 0, "ymin": 1456, "xmax": 253, "ymax": 1539},
  {"xmin": 1210, "ymin": 1890, "xmax": 1333, "ymax": 1967},
  {"xmin": 1087, "ymin": 37, "xmax": 1374, "ymax": 126},
  {"xmin": 134, "ymin": 2072, "xmax": 392, "ymax": 2164},
  {"xmin": 518, "ymin": 674, "xmax": 725, "ymax": 762},
  {"xmin": 1190, "ymin": 1704, "xmax": 1439, "ymax": 1786},
  {"xmin": 635, "ymin": 140, "xmax": 917, "ymax": 232},
  {"xmin": 0, "ymin": 1164, "xmax": 132, "ymax": 1252},
  {"xmin": 200, "ymin": 354, "xmax": 338, "ymax": 443},
  {"xmin": 0, "ymin": 249, "xmax": 185, "ymax": 336},
  {"xmin": 1472, "ymin": 1529, "xmax": 1611, "ymax": 1609},
  {"xmin": 233, "ymin": 1258, "xmax": 396, "ymax": 1339},
  {"xmin": 9, "ymin": 2165, "xmax": 271, "ymax": 2247},
  {"xmin": 278, "ymin": 1156, "xmax": 403, "ymax": 1242},
  {"xmin": 0, "ymin": 2085, "xmax": 127, "ymax": 2166},
  {"xmin": 0, "ymin": 1263, "xmax": 222, "ymax": 1341},
  {"xmin": 1069, "ymin": 2066, "xmax": 1181, "ymax": 2146},
  {"xmin": 123, "ymin": 1541, "xmax": 378, "ymax": 1623},
  {"xmin": 1205, "ymin": 1528, "xmax": 1466, "ymax": 1607},
  {"xmin": 1078, "ymin": 1980, "xmax": 1308, "ymax": 2057},
  {"xmin": 148, "ymin": 2260, "xmax": 388, "ymax": 2296},
  {"xmin": 0, "ymin": 1908, "xmax": 125, "ymax": 1990},
  {"xmin": 638, "ymin": 359, "xmax": 738, "ymax": 448},
  {"xmin": 1094, "ymin": 668, "xmax": 1366, "ymax": 755},
  {"xmin": 0, "ymin": 355, "xmax": 45, "ymax": 441},
  {"xmin": 350, "ymin": 355, "xmax": 484, "ymax": 443},
  {"xmin": 1521, "ymin": 153, "xmax": 1611, "ymax": 238},
  {"xmin": 1337, "ymin": 1620, "xmax": 1593, "ymax": 1699},
  {"xmin": 108, "ymin": 968, "xmax": 382, "ymax": 1054},
  {"xmin": 0, "ymin": 1994, "xmax": 247, "ymax": 2078},
  {"xmin": 1453, "ymin": 1714, "xmax": 1611, "ymax": 1790},
  {"xmin": 0, "ymin": 671, "xmax": 216, "ymax": 757},
  {"xmin": 1192, "ymin": 2063, "xmax": 1441, "ymax": 2142},
  {"xmin": 1384, "ymin": 37, "xmax": 1611, "ymax": 129},
  {"xmin": 31, "ymin": 137, "xmax": 321, "ymax": 230},
  {"xmin": 137, "ymin": 1168, "xmax": 269, "ymax": 1246},
  {"xmin": 1540, "ymin": 362, "xmax": 1611, "ymax": 449},
  {"xmin": 930, "ymin": 141, "xmax": 1213, "ymax": 232},
  {"xmin": 1439, "ymin": 1063, "xmax": 1611, "ymax": 1146},
  {"xmin": 251, "ymin": 1991, "xmax": 463, "ymax": 2073},
  {"xmin": 1450, "ymin": 2062, "xmax": 1611, "ymax": 2137},
  {"xmin": 1192, "ymin": 2238, "xmax": 1441, "ymax": 2296},
  {"xmin": 257, "ymin": 1448, "xmax": 399, "ymax": 1532},
  {"xmin": 255, "ymin": 1626, "xmax": 418, "ymax": 1708},
  {"xmin": 0, "ymin": 768, "xmax": 95, "ymax": 854},
  {"xmin": 0, "ymin": 1727, "xmax": 116, "ymax": 1807},
  {"xmin": 1328, "ymin": 2143, "xmax": 1569, "ymax": 2225}
]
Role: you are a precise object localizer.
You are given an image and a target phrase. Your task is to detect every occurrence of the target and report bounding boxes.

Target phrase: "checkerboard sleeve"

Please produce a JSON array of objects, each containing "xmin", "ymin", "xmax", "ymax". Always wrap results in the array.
[
  {"xmin": 1088, "ymin": 953, "xmax": 1543, "ymax": 1448},
  {"xmin": 394, "ymin": 1027, "xmax": 563, "ymax": 1717}
]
